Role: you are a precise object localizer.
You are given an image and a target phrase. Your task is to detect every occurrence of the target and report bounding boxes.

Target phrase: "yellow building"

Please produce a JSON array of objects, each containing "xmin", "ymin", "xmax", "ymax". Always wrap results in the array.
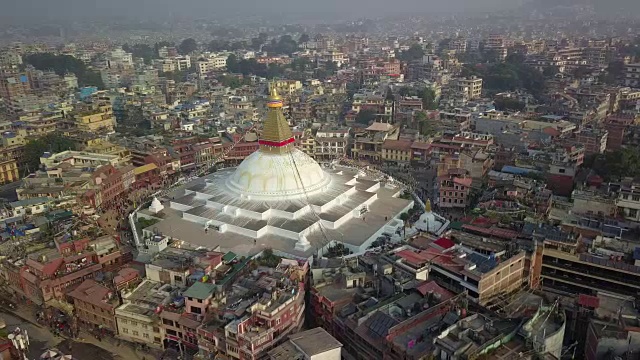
[
  {"xmin": 273, "ymin": 80, "xmax": 303, "ymax": 95},
  {"xmin": 72, "ymin": 99, "xmax": 116, "ymax": 132},
  {"xmin": 0, "ymin": 158, "xmax": 20, "ymax": 184},
  {"xmin": 381, "ymin": 139, "xmax": 413, "ymax": 164},
  {"xmin": 299, "ymin": 130, "xmax": 316, "ymax": 157}
]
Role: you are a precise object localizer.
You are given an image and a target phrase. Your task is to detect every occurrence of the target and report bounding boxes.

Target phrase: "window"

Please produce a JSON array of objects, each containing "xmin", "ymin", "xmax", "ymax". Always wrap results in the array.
[
  {"xmin": 123, "ymin": 328, "xmax": 129, "ymax": 334},
  {"xmin": 131, "ymin": 321, "xmax": 137, "ymax": 327},
  {"xmin": 163, "ymin": 319, "xmax": 174, "ymax": 326},
  {"xmin": 143, "ymin": 333, "xmax": 150, "ymax": 339},
  {"xmin": 153, "ymin": 327, "xmax": 160, "ymax": 333},
  {"xmin": 154, "ymin": 337, "xmax": 161, "ymax": 343},
  {"xmin": 120, "ymin": 319, "xmax": 127, "ymax": 325},
  {"xmin": 166, "ymin": 329, "xmax": 177, "ymax": 336},
  {"xmin": 133, "ymin": 331, "xmax": 139, "ymax": 336},
  {"xmin": 142, "ymin": 324, "xmax": 148, "ymax": 330}
]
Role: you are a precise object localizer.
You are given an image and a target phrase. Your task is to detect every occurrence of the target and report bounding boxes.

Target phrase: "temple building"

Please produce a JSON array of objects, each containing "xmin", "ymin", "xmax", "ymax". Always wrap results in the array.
[{"xmin": 134, "ymin": 87, "xmax": 413, "ymax": 259}]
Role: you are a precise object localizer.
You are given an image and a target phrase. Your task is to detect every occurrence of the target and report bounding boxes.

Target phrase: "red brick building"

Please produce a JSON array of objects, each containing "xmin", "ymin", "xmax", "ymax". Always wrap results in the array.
[
  {"xmin": 68, "ymin": 279, "xmax": 120, "ymax": 332},
  {"xmin": 438, "ymin": 169, "xmax": 472, "ymax": 209}
]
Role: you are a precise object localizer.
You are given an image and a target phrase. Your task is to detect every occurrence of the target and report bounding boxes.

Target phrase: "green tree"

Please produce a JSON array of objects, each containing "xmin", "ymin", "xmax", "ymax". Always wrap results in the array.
[
  {"xmin": 385, "ymin": 88, "xmax": 395, "ymax": 101},
  {"xmin": 325, "ymin": 61, "xmax": 338, "ymax": 74},
  {"xmin": 398, "ymin": 44, "xmax": 425, "ymax": 62},
  {"xmin": 226, "ymin": 54, "xmax": 240, "ymax": 73},
  {"xmin": 123, "ymin": 44, "xmax": 157, "ymax": 64},
  {"xmin": 355, "ymin": 109, "xmax": 376, "ymax": 125},
  {"xmin": 25, "ymin": 53, "xmax": 104, "ymax": 88},
  {"xmin": 298, "ymin": 33, "xmax": 310, "ymax": 44},
  {"xmin": 542, "ymin": 66, "xmax": 559, "ymax": 77},
  {"xmin": 415, "ymin": 111, "xmax": 435, "ymax": 136},
  {"xmin": 178, "ymin": 38, "xmax": 198, "ymax": 55},
  {"xmin": 421, "ymin": 88, "xmax": 437, "ymax": 110},
  {"xmin": 494, "ymin": 98, "xmax": 525, "ymax": 111},
  {"xmin": 263, "ymin": 35, "xmax": 299, "ymax": 56},
  {"xmin": 24, "ymin": 134, "xmax": 77, "ymax": 171},
  {"xmin": 208, "ymin": 40, "xmax": 230, "ymax": 52}
]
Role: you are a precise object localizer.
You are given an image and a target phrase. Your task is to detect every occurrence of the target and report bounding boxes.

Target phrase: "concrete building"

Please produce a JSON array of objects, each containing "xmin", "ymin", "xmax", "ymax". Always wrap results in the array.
[
  {"xmin": 616, "ymin": 182, "xmax": 640, "ymax": 222},
  {"xmin": 455, "ymin": 76, "xmax": 483, "ymax": 100},
  {"xmin": 39, "ymin": 151, "xmax": 121, "ymax": 169},
  {"xmin": 393, "ymin": 245, "xmax": 527, "ymax": 305},
  {"xmin": 382, "ymin": 139, "xmax": 413, "ymax": 164},
  {"xmin": 269, "ymin": 327, "xmax": 342, "ymax": 360},
  {"xmin": 528, "ymin": 224, "xmax": 640, "ymax": 298},
  {"xmin": 71, "ymin": 98, "xmax": 116, "ymax": 132},
  {"xmin": 0, "ymin": 158, "xmax": 19, "ymax": 184},
  {"xmin": 68, "ymin": 279, "xmax": 119, "ymax": 332},
  {"xmin": 313, "ymin": 128, "xmax": 351, "ymax": 161},
  {"xmin": 115, "ymin": 280, "xmax": 169, "ymax": 348},
  {"xmin": 625, "ymin": 63, "xmax": 640, "ymax": 88}
]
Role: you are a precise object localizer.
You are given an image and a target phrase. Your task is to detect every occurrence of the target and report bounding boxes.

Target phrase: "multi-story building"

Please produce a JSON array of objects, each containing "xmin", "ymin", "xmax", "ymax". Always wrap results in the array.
[
  {"xmin": 527, "ymin": 224, "xmax": 640, "ymax": 298},
  {"xmin": 455, "ymin": 76, "xmax": 483, "ymax": 100},
  {"xmin": 438, "ymin": 170, "xmax": 472, "ymax": 209},
  {"xmin": 115, "ymin": 280, "xmax": 169, "ymax": 348},
  {"xmin": 39, "ymin": 151, "xmax": 121, "ymax": 169},
  {"xmin": 68, "ymin": 279, "xmax": 120, "ymax": 332},
  {"xmin": 313, "ymin": 128, "xmax": 351, "ymax": 161},
  {"xmin": 381, "ymin": 139, "xmax": 413, "ymax": 164},
  {"xmin": 196, "ymin": 259, "xmax": 308, "ymax": 360},
  {"xmin": 616, "ymin": 182, "xmax": 640, "ymax": 222},
  {"xmin": 573, "ymin": 128, "xmax": 608, "ymax": 156},
  {"xmin": 625, "ymin": 63, "xmax": 640, "ymax": 88},
  {"xmin": 0, "ymin": 72, "xmax": 31, "ymax": 101},
  {"xmin": 71, "ymin": 97, "xmax": 116, "ymax": 133},
  {"xmin": 0, "ymin": 158, "xmax": 19, "ymax": 184},
  {"xmin": 352, "ymin": 122, "xmax": 398, "ymax": 162},
  {"xmin": 394, "ymin": 240, "xmax": 527, "ymax": 304}
]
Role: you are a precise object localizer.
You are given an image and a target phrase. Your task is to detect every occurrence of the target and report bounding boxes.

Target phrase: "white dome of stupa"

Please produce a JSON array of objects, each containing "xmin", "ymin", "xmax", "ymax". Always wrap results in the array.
[
  {"xmin": 227, "ymin": 148, "xmax": 330, "ymax": 200},
  {"xmin": 225, "ymin": 87, "xmax": 330, "ymax": 200}
]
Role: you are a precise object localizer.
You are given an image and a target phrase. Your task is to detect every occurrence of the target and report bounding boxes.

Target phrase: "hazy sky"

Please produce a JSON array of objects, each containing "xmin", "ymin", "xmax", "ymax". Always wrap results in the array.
[
  {"xmin": 1, "ymin": 0, "xmax": 638, "ymax": 22},
  {"xmin": 3, "ymin": 0, "xmax": 525, "ymax": 21}
]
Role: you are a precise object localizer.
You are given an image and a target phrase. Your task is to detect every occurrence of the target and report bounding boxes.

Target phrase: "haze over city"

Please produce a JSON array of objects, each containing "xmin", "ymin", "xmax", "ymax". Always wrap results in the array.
[{"xmin": 1, "ymin": 0, "xmax": 640, "ymax": 359}]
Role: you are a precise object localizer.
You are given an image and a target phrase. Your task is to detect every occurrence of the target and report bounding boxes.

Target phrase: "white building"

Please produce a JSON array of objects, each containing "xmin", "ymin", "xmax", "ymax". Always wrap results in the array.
[
  {"xmin": 108, "ymin": 48, "xmax": 133, "ymax": 69},
  {"xmin": 115, "ymin": 280, "xmax": 170, "ymax": 348}
]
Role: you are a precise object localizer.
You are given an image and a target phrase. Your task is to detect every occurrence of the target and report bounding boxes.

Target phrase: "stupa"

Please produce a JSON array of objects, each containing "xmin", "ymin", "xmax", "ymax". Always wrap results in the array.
[
  {"xmin": 414, "ymin": 199, "xmax": 448, "ymax": 235},
  {"xmin": 136, "ymin": 86, "xmax": 414, "ymax": 259}
]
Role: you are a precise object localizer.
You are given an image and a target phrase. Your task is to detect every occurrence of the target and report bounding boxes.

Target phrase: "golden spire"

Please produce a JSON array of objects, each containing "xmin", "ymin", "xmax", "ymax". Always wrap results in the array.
[
  {"xmin": 260, "ymin": 82, "xmax": 294, "ymax": 153},
  {"xmin": 425, "ymin": 199, "xmax": 432, "ymax": 212}
]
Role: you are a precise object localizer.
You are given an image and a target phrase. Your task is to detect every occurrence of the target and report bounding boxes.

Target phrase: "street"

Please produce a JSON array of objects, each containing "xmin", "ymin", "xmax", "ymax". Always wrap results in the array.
[{"xmin": 0, "ymin": 308, "xmax": 150, "ymax": 360}]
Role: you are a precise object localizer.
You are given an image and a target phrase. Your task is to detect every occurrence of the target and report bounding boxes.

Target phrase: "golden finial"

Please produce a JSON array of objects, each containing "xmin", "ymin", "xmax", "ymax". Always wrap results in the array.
[
  {"xmin": 425, "ymin": 199, "xmax": 432, "ymax": 212},
  {"xmin": 267, "ymin": 82, "xmax": 283, "ymax": 108}
]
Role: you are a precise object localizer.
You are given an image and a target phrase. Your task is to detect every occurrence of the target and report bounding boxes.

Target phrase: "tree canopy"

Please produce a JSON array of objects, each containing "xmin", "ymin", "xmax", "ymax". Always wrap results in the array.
[
  {"xmin": 24, "ymin": 134, "xmax": 77, "ymax": 171},
  {"xmin": 589, "ymin": 147, "xmax": 640, "ymax": 181},
  {"xmin": 263, "ymin": 35, "xmax": 299, "ymax": 56},
  {"xmin": 421, "ymin": 88, "xmax": 438, "ymax": 110},
  {"xmin": 494, "ymin": 98, "xmax": 526, "ymax": 111},
  {"xmin": 178, "ymin": 38, "xmax": 198, "ymax": 55},
  {"xmin": 397, "ymin": 44, "xmax": 425, "ymax": 62},
  {"xmin": 298, "ymin": 33, "xmax": 310, "ymax": 44},
  {"xmin": 25, "ymin": 53, "xmax": 104, "ymax": 88},
  {"xmin": 355, "ymin": 109, "xmax": 376, "ymax": 125},
  {"xmin": 462, "ymin": 59, "xmax": 546, "ymax": 98},
  {"xmin": 122, "ymin": 44, "xmax": 157, "ymax": 64}
]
